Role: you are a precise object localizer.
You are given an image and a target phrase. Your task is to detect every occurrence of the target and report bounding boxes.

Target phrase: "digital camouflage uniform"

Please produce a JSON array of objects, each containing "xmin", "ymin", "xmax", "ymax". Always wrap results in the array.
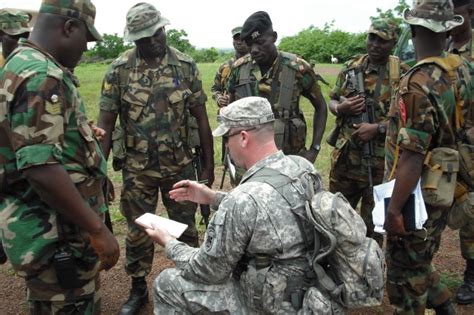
[
  {"xmin": 329, "ymin": 53, "xmax": 409, "ymax": 243},
  {"xmin": 0, "ymin": 39, "xmax": 107, "ymax": 313},
  {"xmin": 227, "ymin": 52, "xmax": 322, "ymax": 155},
  {"xmin": 448, "ymin": 32, "xmax": 474, "ymax": 262},
  {"xmin": 99, "ymin": 46, "xmax": 207, "ymax": 277},
  {"xmin": 384, "ymin": 52, "xmax": 472, "ymax": 313},
  {"xmin": 153, "ymin": 151, "xmax": 323, "ymax": 314}
]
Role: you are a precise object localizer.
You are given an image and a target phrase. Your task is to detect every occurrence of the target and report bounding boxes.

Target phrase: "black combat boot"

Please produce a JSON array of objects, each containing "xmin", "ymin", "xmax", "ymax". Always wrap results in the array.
[
  {"xmin": 456, "ymin": 259, "xmax": 474, "ymax": 304},
  {"xmin": 119, "ymin": 277, "xmax": 148, "ymax": 315},
  {"xmin": 433, "ymin": 299, "xmax": 456, "ymax": 315},
  {"xmin": 0, "ymin": 243, "xmax": 7, "ymax": 264}
]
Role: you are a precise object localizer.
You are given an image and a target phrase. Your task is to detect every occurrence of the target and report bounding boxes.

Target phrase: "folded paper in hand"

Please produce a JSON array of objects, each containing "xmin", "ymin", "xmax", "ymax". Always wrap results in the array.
[
  {"xmin": 372, "ymin": 179, "xmax": 427, "ymax": 234},
  {"xmin": 135, "ymin": 213, "xmax": 188, "ymax": 238}
]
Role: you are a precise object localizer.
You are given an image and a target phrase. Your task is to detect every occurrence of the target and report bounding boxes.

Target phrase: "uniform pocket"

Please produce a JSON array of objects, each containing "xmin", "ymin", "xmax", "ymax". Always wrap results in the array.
[
  {"xmin": 77, "ymin": 123, "xmax": 104, "ymax": 172},
  {"xmin": 203, "ymin": 210, "xmax": 226, "ymax": 258}
]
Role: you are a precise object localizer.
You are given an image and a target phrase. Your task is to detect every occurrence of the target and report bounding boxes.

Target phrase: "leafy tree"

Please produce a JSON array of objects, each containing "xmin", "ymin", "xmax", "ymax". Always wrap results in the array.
[
  {"xmin": 370, "ymin": 0, "xmax": 410, "ymax": 26},
  {"xmin": 85, "ymin": 33, "xmax": 133, "ymax": 60},
  {"xmin": 191, "ymin": 48, "xmax": 219, "ymax": 63},
  {"xmin": 166, "ymin": 29, "xmax": 195, "ymax": 54}
]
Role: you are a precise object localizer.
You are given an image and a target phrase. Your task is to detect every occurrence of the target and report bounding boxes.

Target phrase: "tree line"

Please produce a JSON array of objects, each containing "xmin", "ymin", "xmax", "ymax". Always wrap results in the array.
[{"xmin": 83, "ymin": 0, "xmax": 408, "ymax": 64}]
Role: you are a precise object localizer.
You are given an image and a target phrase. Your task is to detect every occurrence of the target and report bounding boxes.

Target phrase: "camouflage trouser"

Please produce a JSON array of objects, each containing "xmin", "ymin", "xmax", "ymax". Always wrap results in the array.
[
  {"xmin": 121, "ymin": 162, "xmax": 198, "ymax": 278},
  {"xmin": 28, "ymin": 293, "xmax": 100, "ymax": 315},
  {"xmin": 153, "ymin": 268, "xmax": 248, "ymax": 314},
  {"xmin": 460, "ymin": 217, "xmax": 474, "ymax": 260},
  {"xmin": 329, "ymin": 168, "xmax": 383, "ymax": 245},
  {"xmin": 386, "ymin": 205, "xmax": 452, "ymax": 314}
]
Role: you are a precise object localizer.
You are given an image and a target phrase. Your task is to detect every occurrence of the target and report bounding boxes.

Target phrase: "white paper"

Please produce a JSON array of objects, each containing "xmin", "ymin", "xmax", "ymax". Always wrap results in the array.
[
  {"xmin": 135, "ymin": 213, "xmax": 188, "ymax": 238},
  {"xmin": 372, "ymin": 179, "xmax": 427, "ymax": 234}
]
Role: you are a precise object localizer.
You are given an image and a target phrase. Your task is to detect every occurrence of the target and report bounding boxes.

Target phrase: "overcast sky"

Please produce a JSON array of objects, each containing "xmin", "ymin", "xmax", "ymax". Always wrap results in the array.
[{"xmin": 3, "ymin": 0, "xmax": 402, "ymax": 48}]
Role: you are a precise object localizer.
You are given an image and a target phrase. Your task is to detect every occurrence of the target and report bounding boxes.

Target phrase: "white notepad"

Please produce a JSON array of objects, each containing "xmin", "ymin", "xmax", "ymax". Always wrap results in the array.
[{"xmin": 135, "ymin": 213, "xmax": 188, "ymax": 238}]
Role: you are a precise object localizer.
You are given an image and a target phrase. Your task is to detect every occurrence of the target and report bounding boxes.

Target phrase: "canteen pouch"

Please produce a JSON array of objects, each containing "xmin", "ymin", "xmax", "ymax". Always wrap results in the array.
[
  {"xmin": 421, "ymin": 147, "xmax": 459, "ymax": 208},
  {"xmin": 112, "ymin": 125, "xmax": 126, "ymax": 171},
  {"xmin": 448, "ymin": 191, "xmax": 474, "ymax": 230}
]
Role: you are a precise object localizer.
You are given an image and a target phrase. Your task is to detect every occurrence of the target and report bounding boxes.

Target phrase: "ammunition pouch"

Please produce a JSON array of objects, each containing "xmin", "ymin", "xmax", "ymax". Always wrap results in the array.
[
  {"xmin": 234, "ymin": 82, "xmax": 254, "ymax": 100},
  {"xmin": 186, "ymin": 115, "xmax": 200, "ymax": 148},
  {"xmin": 421, "ymin": 147, "xmax": 459, "ymax": 208},
  {"xmin": 238, "ymin": 256, "xmax": 307, "ymax": 312},
  {"xmin": 448, "ymin": 189, "xmax": 474, "ymax": 230},
  {"xmin": 111, "ymin": 125, "xmax": 126, "ymax": 171},
  {"xmin": 274, "ymin": 115, "xmax": 307, "ymax": 154}
]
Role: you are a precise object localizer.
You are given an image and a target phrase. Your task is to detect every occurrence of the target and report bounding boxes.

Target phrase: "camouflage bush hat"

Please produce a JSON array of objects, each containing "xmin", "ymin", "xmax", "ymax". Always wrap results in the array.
[
  {"xmin": 124, "ymin": 2, "xmax": 170, "ymax": 42},
  {"xmin": 368, "ymin": 18, "xmax": 400, "ymax": 41},
  {"xmin": 240, "ymin": 11, "xmax": 273, "ymax": 42},
  {"xmin": 39, "ymin": 0, "xmax": 101, "ymax": 42},
  {"xmin": 403, "ymin": 0, "xmax": 464, "ymax": 33},
  {"xmin": 213, "ymin": 97, "xmax": 275, "ymax": 137},
  {"xmin": 231, "ymin": 26, "xmax": 242, "ymax": 37},
  {"xmin": 0, "ymin": 9, "xmax": 31, "ymax": 36}
]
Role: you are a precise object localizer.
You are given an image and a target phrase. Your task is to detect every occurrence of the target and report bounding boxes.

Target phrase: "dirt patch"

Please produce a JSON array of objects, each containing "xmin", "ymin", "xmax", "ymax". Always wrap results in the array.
[{"xmin": 1, "ymin": 173, "xmax": 474, "ymax": 314}]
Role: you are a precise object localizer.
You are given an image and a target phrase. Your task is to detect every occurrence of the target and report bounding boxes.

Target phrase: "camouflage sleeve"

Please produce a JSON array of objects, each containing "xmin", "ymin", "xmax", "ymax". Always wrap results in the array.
[
  {"xmin": 187, "ymin": 62, "xmax": 208, "ymax": 109},
  {"xmin": 10, "ymin": 74, "xmax": 65, "ymax": 170},
  {"xmin": 329, "ymin": 67, "xmax": 348, "ymax": 100},
  {"xmin": 99, "ymin": 64, "xmax": 121, "ymax": 113},
  {"xmin": 166, "ymin": 192, "xmax": 256, "ymax": 284},
  {"xmin": 211, "ymin": 62, "xmax": 226, "ymax": 101},
  {"xmin": 226, "ymin": 66, "xmax": 240, "ymax": 97},
  {"xmin": 397, "ymin": 89, "xmax": 435, "ymax": 155}
]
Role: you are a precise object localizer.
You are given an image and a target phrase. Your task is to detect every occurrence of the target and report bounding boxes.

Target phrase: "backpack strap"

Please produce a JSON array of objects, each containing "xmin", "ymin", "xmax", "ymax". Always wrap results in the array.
[
  {"xmin": 277, "ymin": 52, "xmax": 298, "ymax": 118},
  {"xmin": 388, "ymin": 55, "xmax": 401, "ymax": 93}
]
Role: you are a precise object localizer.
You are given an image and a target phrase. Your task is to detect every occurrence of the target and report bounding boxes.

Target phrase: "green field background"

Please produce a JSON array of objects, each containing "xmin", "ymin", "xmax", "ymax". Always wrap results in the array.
[{"xmin": 75, "ymin": 62, "xmax": 341, "ymax": 222}]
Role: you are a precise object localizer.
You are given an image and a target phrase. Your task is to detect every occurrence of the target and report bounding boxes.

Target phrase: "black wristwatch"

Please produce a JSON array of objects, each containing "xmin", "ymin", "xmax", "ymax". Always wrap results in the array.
[
  {"xmin": 311, "ymin": 144, "xmax": 321, "ymax": 151},
  {"xmin": 377, "ymin": 124, "xmax": 386, "ymax": 134}
]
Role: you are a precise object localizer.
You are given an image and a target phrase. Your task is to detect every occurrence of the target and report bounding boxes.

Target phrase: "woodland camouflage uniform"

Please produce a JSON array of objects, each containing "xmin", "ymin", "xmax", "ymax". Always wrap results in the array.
[
  {"xmin": 329, "ymin": 18, "xmax": 409, "ymax": 244},
  {"xmin": 100, "ymin": 45, "xmax": 207, "ymax": 277},
  {"xmin": 0, "ymin": 38, "xmax": 107, "ymax": 313}
]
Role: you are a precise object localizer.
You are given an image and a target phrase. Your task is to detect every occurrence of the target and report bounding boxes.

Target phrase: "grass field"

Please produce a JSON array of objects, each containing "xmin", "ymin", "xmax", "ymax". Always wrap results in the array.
[{"xmin": 74, "ymin": 62, "xmax": 340, "ymax": 222}]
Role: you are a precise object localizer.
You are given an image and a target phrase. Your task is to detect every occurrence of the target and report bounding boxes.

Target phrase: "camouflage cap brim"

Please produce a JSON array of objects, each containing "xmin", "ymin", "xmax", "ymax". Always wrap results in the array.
[
  {"xmin": 212, "ymin": 124, "xmax": 231, "ymax": 137},
  {"xmin": 86, "ymin": 22, "xmax": 102, "ymax": 42},
  {"xmin": 403, "ymin": 8, "xmax": 464, "ymax": 32},
  {"xmin": 368, "ymin": 30, "xmax": 392, "ymax": 41},
  {"xmin": 2, "ymin": 26, "xmax": 30, "ymax": 36},
  {"xmin": 123, "ymin": 16, "xmax": 170, "ymax": 42}
]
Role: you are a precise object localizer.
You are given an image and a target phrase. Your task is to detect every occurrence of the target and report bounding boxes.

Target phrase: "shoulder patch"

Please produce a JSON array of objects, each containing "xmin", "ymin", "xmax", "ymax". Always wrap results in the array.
[
  {"xmin": 233, "ymin": 54, "xmax": 252, "ymax": 68},
  {"xmin": 111, "ymin": 48, "xmax": 135, "ymax": 68}
]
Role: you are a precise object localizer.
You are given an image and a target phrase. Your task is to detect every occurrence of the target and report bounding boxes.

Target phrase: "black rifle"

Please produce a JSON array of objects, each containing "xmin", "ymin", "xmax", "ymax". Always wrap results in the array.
[
  {"xmin": 219, "ymin": 148, "xmax": 236, "ymax": 189},
  {"xmin": 103, "ymin": 178, "xmax": 114, "ymax": 234},
  {"xmin": 347, "ymin": 67, "xmax": 376, "ymax": 188},
  {"xmin": 193, "ymin": 147, "xmax": 211, "ymax": 227}
]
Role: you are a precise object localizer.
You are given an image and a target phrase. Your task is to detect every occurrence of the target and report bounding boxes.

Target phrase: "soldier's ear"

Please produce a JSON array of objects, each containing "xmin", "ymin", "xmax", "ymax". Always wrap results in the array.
[
  {"xmin": 63, "ymin": 19, "xmax": 75, "ymax": 38},
  {"xmin": 272, "ymin": 31, "xmax": 278, "ymax": 43}
]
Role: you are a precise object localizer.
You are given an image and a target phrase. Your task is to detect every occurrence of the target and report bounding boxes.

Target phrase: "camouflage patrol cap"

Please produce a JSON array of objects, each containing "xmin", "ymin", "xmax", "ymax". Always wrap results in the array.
[
  {"xmin": 403, "ymin": 0, "xmax": 464, "ymax": 32},
  {"xmin": 124, "ymin": 2, "xmax": 170, "ymax": 42},
  {"xmin": 240, "ymin": 11, "xmax": 273, "ymax": 42},
  {"xmin": 213, "ymin": 97, "xmax": 275, "ymax": 137},
  {"xmin": 39, "ymin": 0, "xmax": 101, "ymax": 42},
  {"xmin": 231, "ymin": 26, "xmax": 242, "ymax": 37},
  {"xmin": 368, "ymin": 18, "xmax": 400, "ymax": 41},
  {"xmin": 0, "ymin": 9, "xmax": 31, "ymax": 36}
]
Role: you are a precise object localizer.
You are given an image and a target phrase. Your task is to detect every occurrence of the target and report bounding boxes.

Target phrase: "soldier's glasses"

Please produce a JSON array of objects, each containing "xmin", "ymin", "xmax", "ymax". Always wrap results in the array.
[{"xmin": 223, "ymin": 127, "xmax": 257, "ymax": 144}]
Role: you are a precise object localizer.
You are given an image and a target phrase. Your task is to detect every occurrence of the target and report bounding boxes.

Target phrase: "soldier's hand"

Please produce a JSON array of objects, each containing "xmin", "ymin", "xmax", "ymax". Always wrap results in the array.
[
  {"xmin": 352, "ymin": 123, "xmax": 378, "ymax": 142},
  {"xmin": 384, "ymin": 211, "xmax": 407, "ymax": 236},
  {"xmin": 144, "ymin": 222, "xmax": 175, "ymax": 247},
  {"xmin": 106, "ymin": 177, "xmax": 115, "ymax": 204},
  {"xmin": 170, "ymin": 180, "xmax": 215, "ymax": 205},
  {"xmin": 300, "ymin": 148, "xmax": 318, "ymax": 164},
  {"xmin": 89, "ymin": 225, "xmax": 120, "ymax": 271},
  {"xmin": 217, "ymin": 95, "xmax": 230, "ymax": 108},
  {"xmin": 88, "ymin": 120, "xmax": 106, "ymax": 141},
  {"xmin": 338, "ymin": 95, "xmax": 365, "ymax": 116}
]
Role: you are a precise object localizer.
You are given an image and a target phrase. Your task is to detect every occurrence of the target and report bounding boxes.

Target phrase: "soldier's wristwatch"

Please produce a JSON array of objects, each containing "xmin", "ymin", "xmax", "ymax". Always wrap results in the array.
[
  {"xmin": 377, "ymin": 124, "xmax": 386, "ymax": 134},
  {"xmin": 311, "ymin": 144, "xmax": 321, "ymax": 151}
]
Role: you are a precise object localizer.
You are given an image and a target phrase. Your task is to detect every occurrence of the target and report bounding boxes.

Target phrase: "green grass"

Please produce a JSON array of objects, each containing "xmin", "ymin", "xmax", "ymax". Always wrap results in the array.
[{"xmin": 75, "ymin": 62, "xmax": 340, "ymax": 222}]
